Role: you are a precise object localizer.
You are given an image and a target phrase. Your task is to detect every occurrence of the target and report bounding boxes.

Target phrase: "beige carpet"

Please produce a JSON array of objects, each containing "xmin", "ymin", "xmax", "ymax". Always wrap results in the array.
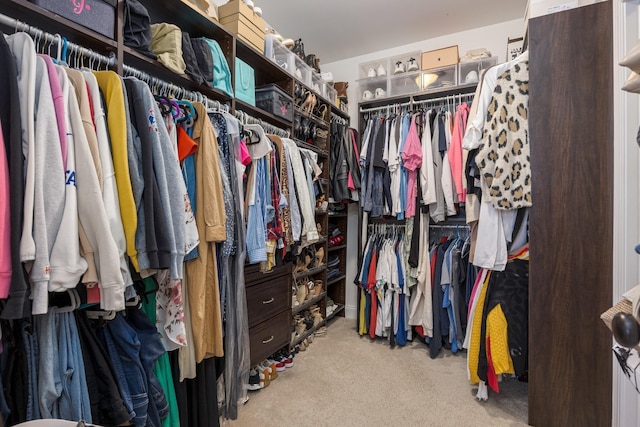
[{"xmin": 228, "ymin": 317, "xmax": 528, "ymax": 427}]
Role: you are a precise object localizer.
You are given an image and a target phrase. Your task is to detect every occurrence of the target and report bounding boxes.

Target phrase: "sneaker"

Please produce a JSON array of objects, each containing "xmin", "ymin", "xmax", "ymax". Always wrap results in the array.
[
  {"xmin": 393, "ymin": 61, "xmax": 405, "ymax": 74},
  {"xmin": 407, "ymin": 57, "xmax": 419, "ymax": 72},
  {"xmin": 247, "ymin": 369, "xmax": 263, "ymax": 391},
  {"xmin": 376, "ymin": 64, "xmax": 386, "ymax": 76},
  {"xmin": 278, "ymin": 351, "xmax": 294, "ymax": 368}
]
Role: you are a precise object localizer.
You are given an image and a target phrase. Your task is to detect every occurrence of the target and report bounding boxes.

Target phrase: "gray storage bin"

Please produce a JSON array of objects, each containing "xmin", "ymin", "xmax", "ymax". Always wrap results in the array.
[
  {"xmin": 255, "ymin": 84, "xmax": 293, "ymax": 122},
  {"xmin": 29, "ymin": 0, "xmax": 116, "ymax": 39}
]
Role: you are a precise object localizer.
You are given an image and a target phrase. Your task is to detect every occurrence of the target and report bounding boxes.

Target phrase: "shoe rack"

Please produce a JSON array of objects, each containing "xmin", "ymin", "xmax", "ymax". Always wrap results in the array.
[{"xmin": 0, "ymin": 0, "xmax": 349, "ymax": 363}]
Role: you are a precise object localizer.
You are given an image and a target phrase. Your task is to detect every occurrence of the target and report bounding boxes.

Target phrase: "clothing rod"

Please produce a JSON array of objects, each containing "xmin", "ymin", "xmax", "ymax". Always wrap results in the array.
[
  {"xmin": 359, "ymin": 91, "xmax": 475, "ymax": 114},
  {"xmin": 0, "ymin": 12, "xmax": 229, "ymax": 113},
  {"xmin": 0, "ymin": 12, "xmax": 117, "ymax": 67},
  {"xmin": 233, "ymin": 110, "xmax": 291, "ymax": 138},
  {"xmin": 429, "ymin": 224, "xmax": 469, "ymax": 229}
]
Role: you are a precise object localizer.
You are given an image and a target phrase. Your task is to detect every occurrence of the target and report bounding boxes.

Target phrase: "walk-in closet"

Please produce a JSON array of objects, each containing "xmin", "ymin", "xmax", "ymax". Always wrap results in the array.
[{"xmin": 0, "ymin": 0, "xmax": 636, "ymax": 426}]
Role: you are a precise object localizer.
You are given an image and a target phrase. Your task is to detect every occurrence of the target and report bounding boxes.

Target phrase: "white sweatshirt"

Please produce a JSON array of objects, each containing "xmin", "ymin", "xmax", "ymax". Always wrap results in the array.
[
  {"xmin": 4, "ymin": 33, "xmax": 37, "ymax": 265},
  {"xmin": 66, "ymin": 70, "xmax": 125, "ymax": 311},
  {"xmin": 47, "ymin": 66, "xmax": 87, "ymax": 293},
  {"xmin": 30, "ymin": 57, "xmax": 67, "ymax": 315},
  {"xmin": 82, "ymin": 70, "xmax": 133, "ymax": 287}
]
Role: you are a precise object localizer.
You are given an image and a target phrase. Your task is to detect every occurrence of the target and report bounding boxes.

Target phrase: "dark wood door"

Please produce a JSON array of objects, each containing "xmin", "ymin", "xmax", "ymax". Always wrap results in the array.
[{"xmin": 529, "ymin": 2, "xmax": 613, "ymax": 426}]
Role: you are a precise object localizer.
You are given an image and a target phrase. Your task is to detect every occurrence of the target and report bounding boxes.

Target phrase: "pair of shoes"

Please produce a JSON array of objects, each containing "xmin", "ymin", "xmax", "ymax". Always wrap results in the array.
[
  {"xmin": 310, "ymin": 305, "xmax": 323, "ymax": 327},
  {"xmin": 247, "ymin": 368, "xmax": 264, "ymax": 391},
  {"xmin": 311, "ymin": 279, "xmax": 324, "ymax": 297},
  {"xmin": 315, "ymin": 326, "xmax": 327, "ymax": 337},
  {"xmin": 273, "ymin": 350, "xmax": 294, "ymax": 371},
  {"xmin": 393, "ymin": 57, "xmax": 419, "ymax": 74},
  {"xmin": 329, "ymin": 235, "xmax": 344, "ymax": 247}
]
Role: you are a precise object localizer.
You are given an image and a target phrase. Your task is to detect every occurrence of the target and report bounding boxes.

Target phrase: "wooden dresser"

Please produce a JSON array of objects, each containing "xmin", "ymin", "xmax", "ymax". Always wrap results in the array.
[{"xmin": 244, "ymin": 263, "xmax": 292, "ymax": 366}]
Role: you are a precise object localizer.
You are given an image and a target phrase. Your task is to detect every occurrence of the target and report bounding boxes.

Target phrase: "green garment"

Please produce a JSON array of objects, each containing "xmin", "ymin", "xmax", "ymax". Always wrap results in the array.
[{"xmin": 141, "ymin": 278, "xmax": 181, "ymax": 427}]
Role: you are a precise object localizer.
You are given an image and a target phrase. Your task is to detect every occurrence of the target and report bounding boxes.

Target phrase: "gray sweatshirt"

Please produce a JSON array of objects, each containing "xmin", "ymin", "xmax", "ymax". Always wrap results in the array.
[
  {"xmin": 128, "ymin": 79, "xmax": 186, "ymax": 279},
  {"xmin": 30, "ymin": 57, "xmax": 67, "ymax": 315}
]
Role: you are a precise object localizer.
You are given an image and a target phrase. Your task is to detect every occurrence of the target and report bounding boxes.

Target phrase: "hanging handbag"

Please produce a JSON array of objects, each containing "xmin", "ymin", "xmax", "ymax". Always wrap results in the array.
[
  {"xmin": 314, "ymin": 128, "xmax": 328, "ymax": 150},
  {"xmin": 235, "ymin": 57, "xmax": 256, "ymax": 106}
]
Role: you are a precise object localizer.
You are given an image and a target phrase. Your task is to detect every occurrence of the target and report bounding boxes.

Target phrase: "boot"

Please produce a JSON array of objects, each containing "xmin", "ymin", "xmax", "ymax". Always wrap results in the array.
[{"xmin": 334, "ymin": 82, "xmax": 348, "ymax": 99}]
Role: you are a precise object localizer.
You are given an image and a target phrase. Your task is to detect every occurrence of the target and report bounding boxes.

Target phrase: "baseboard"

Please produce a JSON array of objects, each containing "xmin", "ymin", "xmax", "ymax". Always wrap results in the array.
[{"xmin": 344, "ymin": 304, "xmax": 357, "ymax": 320}]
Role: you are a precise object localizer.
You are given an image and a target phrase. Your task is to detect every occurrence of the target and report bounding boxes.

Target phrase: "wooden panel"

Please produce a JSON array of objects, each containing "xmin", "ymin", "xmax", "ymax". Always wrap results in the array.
[
  {"xmin": 528, "ymin": 2, "xmax": 612, "ymax": 426},
  {"xmin": 245, "ymin": 276, "xmax": 290, "ymax": 328},
  {"xmin": 249, "ymin": 310, "xmax": 291, "ymax": 367},
  {"xmin": 244, "ymin": 263, "xmax": 291, "ymax": 287}
]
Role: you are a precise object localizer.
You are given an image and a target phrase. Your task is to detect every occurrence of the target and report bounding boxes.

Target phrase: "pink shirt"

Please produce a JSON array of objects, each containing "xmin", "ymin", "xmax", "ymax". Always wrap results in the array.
[
  {"xmin": 401, "ymin": 114, "xmax": 422, "ymax": 218},
  {"xmin": 38, "ymin": 54, "xmax": 67, "ymax": 167},
  {"xmin": 0, "ymin": 121, "xmax": 11, "ymax": 297},
  {"xmin": 449, "ymin": 103, "xmax": 469, "ymax": 203}
]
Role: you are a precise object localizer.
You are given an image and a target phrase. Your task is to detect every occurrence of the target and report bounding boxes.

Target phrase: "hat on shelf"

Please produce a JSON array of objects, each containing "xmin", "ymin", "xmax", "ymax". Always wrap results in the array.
[
  {"xmin": 123, "ymin": 0, "xmax": 156, "ymax": 59},
  {"xmin": 460, "ymin": 48, "xmax": 491, "ymax": 63}
]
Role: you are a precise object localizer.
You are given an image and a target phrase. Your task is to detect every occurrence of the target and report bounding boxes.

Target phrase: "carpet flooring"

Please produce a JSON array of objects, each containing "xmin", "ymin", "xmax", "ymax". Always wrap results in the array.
[{"xmin": 228, "ymin": 317, "xmax": 528, "ymax": 427}]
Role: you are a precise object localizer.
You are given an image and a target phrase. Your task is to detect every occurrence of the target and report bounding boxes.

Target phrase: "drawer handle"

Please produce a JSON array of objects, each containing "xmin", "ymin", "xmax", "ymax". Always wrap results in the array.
[
  {"xmin": 262, "ymin": 335, "xmax": 274, "ymax": 344},
  {"xmin": 262, "ymin": 297, "xmax": 275, "ymax": 304}
]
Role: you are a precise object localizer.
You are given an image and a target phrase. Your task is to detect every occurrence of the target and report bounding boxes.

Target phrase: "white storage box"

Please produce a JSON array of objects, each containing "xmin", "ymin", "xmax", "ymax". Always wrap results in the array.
[
  {"xmin": 458, "ymin": 57, "xmax": 498, "ymax": 86},
  {"xmin": 389, "ymin": 51, "xmax": 421, "ymax": 75},
  {"xmin": 264, "ymin": 35, "xmax": 295, "ymax": 75},
  {"xmin": 359, "ymin": 58, "xmax": 390, "ymax": 80},
  {"xmin": 294, "ymin": 56, "xmax": 312, "ymax": 86},
  {"xmin": 326, "ymin": 85, "xmax": 337, "ymax": 106},
  {"xmin": 389, "ymin": 71, "xmax": 421, "ymax": 97},
  {"xmin": 357, "ymin": 76, "xmax": 388, "ymax": 102},
  {"xmin": 311, "ymin": 72, "xmax": 323, "ymax": 97},
  {"xmin": 422, "ymin": 65, "xmax": 457, "ymax": 91}
]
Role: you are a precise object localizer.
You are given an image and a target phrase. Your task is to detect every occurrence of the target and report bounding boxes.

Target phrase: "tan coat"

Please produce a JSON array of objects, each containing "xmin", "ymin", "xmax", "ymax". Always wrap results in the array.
[{"xmin": 185, "ymin": 103, "xmax": 226, "ymax": 361}]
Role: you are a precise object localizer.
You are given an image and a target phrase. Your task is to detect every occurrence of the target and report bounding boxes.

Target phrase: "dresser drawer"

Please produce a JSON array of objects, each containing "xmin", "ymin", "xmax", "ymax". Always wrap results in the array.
[
  {"xmin": 245, "ymin": 263, "xmax": 291, "ymax": 287},
  {"xmin": 246, "ymin": 277, "xmax": 290, "ymax": 328},
  {"xmin": 249, "ymin": 310, "xmax": 291, "ymax": 366}
]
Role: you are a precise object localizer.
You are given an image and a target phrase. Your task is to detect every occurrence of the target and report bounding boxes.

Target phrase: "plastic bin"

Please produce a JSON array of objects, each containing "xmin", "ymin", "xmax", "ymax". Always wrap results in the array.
[
  {"xmin": 255, "ymin": 84, "xmax": 293, "ymax": 122},
  {"xmin": 458, "ymin": 57, "xmax": 498, "ymax": 86},
  {"xmin": 264, "ymin": 34, "xmax": 295, "ymax": 75},
  {"xmin": 422, "ymin": 65, "xmax": 457, "ymax": 90},
  {"xmin": 29, "ymin": 0, "xmax": 116, "ymax": 39}
]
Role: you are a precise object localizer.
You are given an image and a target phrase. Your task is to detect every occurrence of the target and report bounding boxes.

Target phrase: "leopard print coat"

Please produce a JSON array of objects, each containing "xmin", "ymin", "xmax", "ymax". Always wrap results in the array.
[{"xmin": 476, "ymin": 58, "xmax": 531, "ymax": 210}]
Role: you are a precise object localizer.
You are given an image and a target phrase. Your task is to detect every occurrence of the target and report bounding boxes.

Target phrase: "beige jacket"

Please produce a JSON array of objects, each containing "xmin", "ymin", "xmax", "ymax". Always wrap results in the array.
[{"xmin": 185, "ymin": 102, "xmax": 226, "ymax": 361}]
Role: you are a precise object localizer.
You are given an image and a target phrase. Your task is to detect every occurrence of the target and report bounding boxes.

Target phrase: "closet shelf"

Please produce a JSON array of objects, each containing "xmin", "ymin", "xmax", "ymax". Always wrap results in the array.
[
  {"xmin": 234, "ymin": 98, "xmax": 293, "ymax": 130},
  {"xmin": 235, "ymin": 38, "xmax": 292, "ymax": 87},
  {"xmin": 138, "ymin": 0, "xmax": 234, "ymax": 41},
  {"xmin": 315, "ymin": 208, "xmax": 328, "ymax": 215},
  {"xmin": 327, "ymin": 275, "xmax": 346, "ymax": 286},
  {"xmin": 292, "ymin": 291, "xmax": 327, "ymax": 315},
  {"xmin": 293, "ymin": 265, "xmax": 326, "ymax": 280},
  {"xmin": 326, "ymin": 304, "xmax": 345, "ymax": 322},
  {"xmin": 328, "ymin": 244, "xmax": 347, "ymax": 252},
  {"xmin": 123, "ymin": 46, "xmax": 232, "ymax": 104},
  {"xmin": 358, "ymin": 82, "xmax": 477, "ymax": 110},
  {"xmin": 1, "ymin": 0, "xmax": 118, "ymax": 52},
  {"xmin": 296, "ymin": 80, "xmax": 334, "ymax": 111},
  {"xmin": 290, "ymin": 319, "xmax": 326, "ymax": 348},
  {"xmin": 328, "ymin": 211, "xmax": 347, "ymax": 218},
  {"xmin": 293, "ymin": 139, "xmax": 329, "ymax": 157},
  {"xmin": 294, "ymin": 107, "xmax": 329, "ymax": 128}
]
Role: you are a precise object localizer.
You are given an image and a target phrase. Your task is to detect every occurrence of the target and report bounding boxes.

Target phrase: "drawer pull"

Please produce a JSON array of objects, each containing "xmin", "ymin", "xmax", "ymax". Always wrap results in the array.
[
  {"xmin": 262, "ymin": 335, "xmax": 274, "ymax": 344},
  {"xmin": 262, "ymin": 297, "xmax": 275, "ymax": 304}
]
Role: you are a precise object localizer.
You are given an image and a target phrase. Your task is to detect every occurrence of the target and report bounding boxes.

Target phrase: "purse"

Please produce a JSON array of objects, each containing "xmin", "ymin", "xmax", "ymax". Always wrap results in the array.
[
  {"xmin": 314, "ymin": 128, "xmax": 328, "ymax": 150},
  {"xmin": 235, "ymin": 57, "xmax": 256, "ymax": 105}
]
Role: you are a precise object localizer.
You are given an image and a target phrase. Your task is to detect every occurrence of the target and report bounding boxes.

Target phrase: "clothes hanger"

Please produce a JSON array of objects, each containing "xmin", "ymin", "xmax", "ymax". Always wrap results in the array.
[{"xmin": 52, "ymin": 289, "xmax": 81, "ymax": 313}]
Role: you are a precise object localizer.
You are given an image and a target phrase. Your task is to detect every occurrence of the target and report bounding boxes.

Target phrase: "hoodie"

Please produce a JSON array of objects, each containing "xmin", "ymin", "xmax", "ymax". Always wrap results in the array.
[
  {"xmin": 125, "ymin": 78, "xmax": 187, "ymax": 279},
  {"xmin": 4, "ymin": 33, "xmax": 37, "ymax": 268},
  {"xmin": 93, "ymin": 71, "xmax": 139, "ymax": 272},
  {"xmin": 0, "ymin": 33, "xmax": 29, "ymax": 319},
  {"xmin": 30, "ymin": 57, "xmax": 67, "ymax": 315},
  {"xmin": 83, "ymin": 71, "xmax": 133, "ymax": 287},
  {"xmin": 44, "ymin": 64, "xmax": 88, "ymax": 293},
  {"xmin": 67, "ymin": 69, "xmax": 125, "ymax": 311}
]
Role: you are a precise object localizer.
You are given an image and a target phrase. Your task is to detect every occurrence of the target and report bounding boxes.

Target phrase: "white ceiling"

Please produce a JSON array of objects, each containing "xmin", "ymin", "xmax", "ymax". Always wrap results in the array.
[{"xmin": 258, "ymin": 0, "xmax": 527, "ymax": 64}]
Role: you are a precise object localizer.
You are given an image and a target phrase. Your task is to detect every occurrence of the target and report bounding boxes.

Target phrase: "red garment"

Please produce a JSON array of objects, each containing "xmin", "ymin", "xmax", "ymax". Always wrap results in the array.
[
  {"xmin": 449, "ymin": 103, "xmax": 469, "ymax": 203},
  {"xmin": 486, "ymin": 337, "xmax": 500, "ymax": 393},
  {"xmin": 177, "ymin": 126, "xmax": 199, "ymax": 162}
]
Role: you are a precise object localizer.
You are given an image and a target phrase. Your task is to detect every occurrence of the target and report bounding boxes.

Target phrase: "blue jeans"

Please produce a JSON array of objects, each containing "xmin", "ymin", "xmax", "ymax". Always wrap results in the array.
[
  {"xmin": 22, "ymin": 321, "xmax": 40, "ymax": 421},
  {"xmin": 103, "ymin": 313, "xmax": 149, "ymax": 427},
  {"xmin": 126, "ymin": 308, "xmax": 169, "ymax": 425},
  {"xmin": 57, "ymin": 312, "xmax": 92, "ymax": 423}
]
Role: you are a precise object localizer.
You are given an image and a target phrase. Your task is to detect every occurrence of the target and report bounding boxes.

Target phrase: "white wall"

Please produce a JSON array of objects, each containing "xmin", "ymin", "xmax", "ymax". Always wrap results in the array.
[{"xmin": 323, "ymin": 18, "xmax": 525, "ymax": 319}]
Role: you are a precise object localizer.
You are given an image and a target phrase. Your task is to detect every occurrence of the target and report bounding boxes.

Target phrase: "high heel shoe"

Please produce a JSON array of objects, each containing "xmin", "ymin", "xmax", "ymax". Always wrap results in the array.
[
  {"xmin": 313, "ymin": 279, "xmax": 324, "ymax": 297},
  {"xmin": 300, "ymin": 90, "xmax": 313, "ymax": 112},
  {"xmin": 314, "ymin": 246, "xmax": 324, "ymax": 268}
]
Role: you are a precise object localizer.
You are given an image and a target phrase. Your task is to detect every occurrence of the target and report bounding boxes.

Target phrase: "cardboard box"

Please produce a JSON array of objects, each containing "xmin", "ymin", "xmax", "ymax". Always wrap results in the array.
[
  {"xmin": 221, "ymin": 17, "xmax": 264, "ymax": 53},
  {"xmin": 421, "ymin": 46, "xmax": 459, "ymax": 70},
  {"xmin": 219, "ymin": 0, "xmax": 265, "ymax": 32}
]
